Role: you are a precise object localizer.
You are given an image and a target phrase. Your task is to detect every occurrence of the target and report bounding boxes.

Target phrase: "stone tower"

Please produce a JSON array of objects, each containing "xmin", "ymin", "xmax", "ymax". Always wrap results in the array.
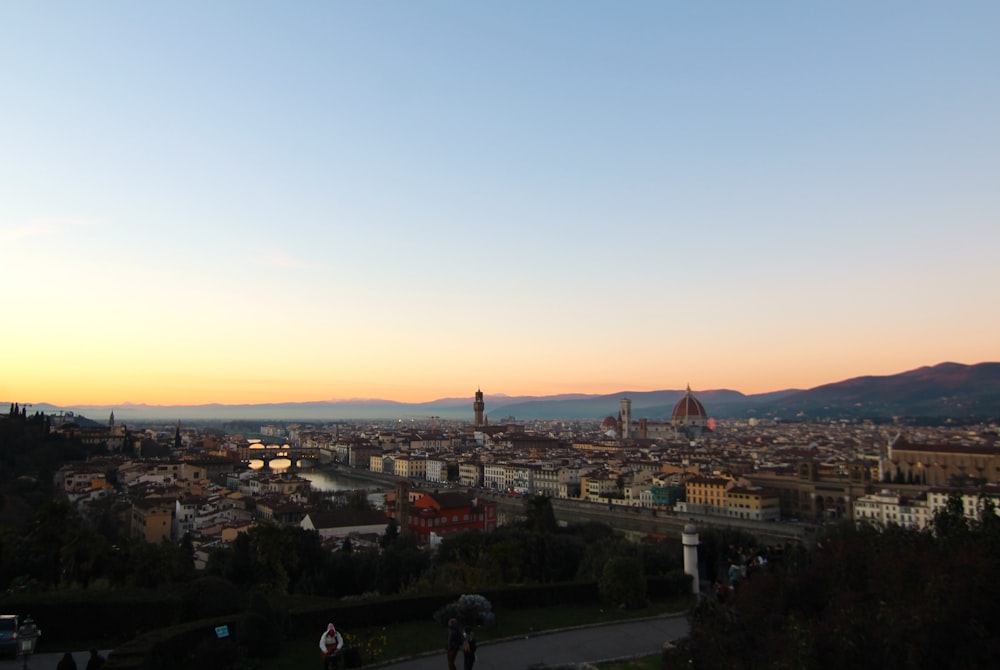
[
  {"xmin": 473, "ymin": 388, "xmax": 485, "ymax": 427},
  {"xmin": 618, "ymin": 397, "xmax": 632, "ymax": 440}
]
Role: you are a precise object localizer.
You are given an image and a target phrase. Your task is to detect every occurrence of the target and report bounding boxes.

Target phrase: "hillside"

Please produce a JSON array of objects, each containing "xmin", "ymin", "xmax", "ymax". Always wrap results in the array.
[{"xmin": 757, "ymin": 362, "xmax": 1000, "ymax": 420}]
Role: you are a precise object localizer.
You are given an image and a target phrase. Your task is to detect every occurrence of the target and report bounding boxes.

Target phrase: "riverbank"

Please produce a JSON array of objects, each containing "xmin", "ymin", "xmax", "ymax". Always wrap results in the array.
[{"xmin": 316, "ymin": 462, "xmax": 401, "ymax": 488}]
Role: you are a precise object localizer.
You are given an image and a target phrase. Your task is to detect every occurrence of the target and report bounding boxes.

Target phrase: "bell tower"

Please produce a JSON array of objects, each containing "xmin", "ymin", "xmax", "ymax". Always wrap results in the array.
[
  {"xmin": 473, "ymin": 388, "xmax": 485, "ymax": 427},
  {"xmin": 618, "ymin": 397, "xmax": 632, "ymax": 440}
]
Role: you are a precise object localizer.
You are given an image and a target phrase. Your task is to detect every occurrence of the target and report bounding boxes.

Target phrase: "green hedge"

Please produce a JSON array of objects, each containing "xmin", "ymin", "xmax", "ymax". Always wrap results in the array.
[
  {"xmin": 0, "ymin": 590, "xmax": 184, "ymax": 649},
  {"xmin": 647, "ymin": 571, "xmax": 693, "ymax": 598}
]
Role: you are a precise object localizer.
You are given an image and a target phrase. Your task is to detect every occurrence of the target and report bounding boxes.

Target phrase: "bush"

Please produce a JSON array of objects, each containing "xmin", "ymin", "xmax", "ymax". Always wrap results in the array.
[
  {"xmin": 186, "ymin": 636, "xmax": 245, "ymax": 670},
  {"xmin": 239, "ymin": 593, "xmax": 287, "ymax": 658},
  {"xmin": 183, "ymin": 576, "xmax": 245, "ymax": 620},
  {"xmin": 433, "ymin": 593, "xmax": 495, "ymax": 627},
  {"xmin": 598, "ymin": 556, "xmax": 646, "ymax": 608}
]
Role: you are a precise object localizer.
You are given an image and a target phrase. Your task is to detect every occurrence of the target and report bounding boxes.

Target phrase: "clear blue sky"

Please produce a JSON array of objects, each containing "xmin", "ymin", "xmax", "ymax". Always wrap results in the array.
[{"xmin": 2, "ymin": 1, "xmax": 998, "ymax": 405}]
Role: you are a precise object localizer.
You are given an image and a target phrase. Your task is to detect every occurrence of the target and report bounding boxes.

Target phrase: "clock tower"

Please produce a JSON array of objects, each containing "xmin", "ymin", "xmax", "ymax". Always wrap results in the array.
[{"xmin": 473, "ymin": 388, "xmax": 485, "ymax": 427}]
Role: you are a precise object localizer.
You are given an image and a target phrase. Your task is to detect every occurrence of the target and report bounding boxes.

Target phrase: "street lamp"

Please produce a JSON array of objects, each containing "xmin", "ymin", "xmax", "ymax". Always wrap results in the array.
[{"xmin": 17, "ymin": 616, "xmax": 40, "ymax": 670}]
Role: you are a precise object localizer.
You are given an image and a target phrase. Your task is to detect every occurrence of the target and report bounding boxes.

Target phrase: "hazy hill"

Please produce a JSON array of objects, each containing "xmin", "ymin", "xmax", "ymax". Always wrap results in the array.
[{"xmin": 8, "ymin": 362, "xmax": 999, "ymax": 423}]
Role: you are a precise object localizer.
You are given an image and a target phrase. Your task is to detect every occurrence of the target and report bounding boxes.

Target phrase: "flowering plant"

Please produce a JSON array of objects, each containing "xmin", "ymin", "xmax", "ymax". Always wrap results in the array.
[{"xmin": 342, "ymin": 627, "xmax": 389, "ymax": 665}]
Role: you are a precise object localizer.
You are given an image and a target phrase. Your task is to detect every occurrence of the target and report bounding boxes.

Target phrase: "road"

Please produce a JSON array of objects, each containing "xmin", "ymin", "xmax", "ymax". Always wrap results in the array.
[{"xmin": 375, "ymin": 615, "xmax": 689, "ymax": 670}]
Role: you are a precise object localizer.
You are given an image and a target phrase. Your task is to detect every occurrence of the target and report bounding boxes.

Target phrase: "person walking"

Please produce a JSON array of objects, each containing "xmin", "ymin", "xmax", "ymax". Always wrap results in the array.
[
  {"xmin": 56, "ymin": 652, "xmax": 77, "ymax": 670},
  {"xmin": 445, "ymin": 618, "xmax": 463, "ymax": 670},
  {"xmin": 319, "ymin": 623, "xmax": 344, "ymax": 670},
  {"xmin": 84, "ymin": 649, "xmax": 105, "ymax": 670},
  {"xmin": 461, "ymin": 626, "xmax": 477, "ymax": 670}
]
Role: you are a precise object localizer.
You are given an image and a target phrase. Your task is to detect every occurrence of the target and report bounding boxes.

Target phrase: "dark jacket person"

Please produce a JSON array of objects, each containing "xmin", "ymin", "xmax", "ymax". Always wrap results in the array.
[{"xmin": 445, "ymin": 618, "xmax": 463, "ymax": 670}]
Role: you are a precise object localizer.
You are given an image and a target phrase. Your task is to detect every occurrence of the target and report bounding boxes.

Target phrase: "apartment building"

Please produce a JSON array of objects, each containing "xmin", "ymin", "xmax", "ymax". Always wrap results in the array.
[
  {"xmin": 682, "ymin": 475, "xmax": 732, "ymax": 515},
  {"xmin": 131, "ymin": 498, "xmax": 173, "ymax": 543},
  {"xmin": 725, "ymin": 486, "xmax": 781, "ymax": 521},
  {"xmin": 458, "ymin": 460, "xmax": 483, "ymax": 487}
]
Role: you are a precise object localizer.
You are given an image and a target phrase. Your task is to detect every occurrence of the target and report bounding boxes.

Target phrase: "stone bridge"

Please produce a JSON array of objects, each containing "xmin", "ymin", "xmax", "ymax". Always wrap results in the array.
[{"xmin": 246, "ymin": 445, "xmax": 330, "ymax": 465}]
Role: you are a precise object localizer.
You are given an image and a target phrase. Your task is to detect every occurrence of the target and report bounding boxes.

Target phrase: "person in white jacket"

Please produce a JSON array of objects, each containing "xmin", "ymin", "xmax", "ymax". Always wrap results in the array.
[{"xmin": 319, "ymin": 623, "xmax": 344, "ymax": 670}]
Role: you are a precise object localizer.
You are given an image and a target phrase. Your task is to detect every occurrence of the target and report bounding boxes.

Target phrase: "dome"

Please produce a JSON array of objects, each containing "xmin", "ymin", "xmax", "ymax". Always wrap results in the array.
[
  {"xmin": 601, "ymin": 415, "xmax": 618, "ymax": 429},
  {"xmin": 672, "ymin": 386, "xmax": 707, "ymax": 420}
]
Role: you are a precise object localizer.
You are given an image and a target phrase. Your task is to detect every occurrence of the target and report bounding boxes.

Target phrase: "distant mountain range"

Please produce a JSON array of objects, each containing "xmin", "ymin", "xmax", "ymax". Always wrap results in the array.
[{"xmin": 9, "ymin": 362, "xmax": 1000, "ymax": 424}]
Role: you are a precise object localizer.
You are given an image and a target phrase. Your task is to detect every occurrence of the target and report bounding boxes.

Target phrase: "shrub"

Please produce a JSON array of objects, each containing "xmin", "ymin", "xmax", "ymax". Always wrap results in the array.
[
  {"xmin": 598, "ymin": 556, "xmax": 646, "ymax": 608},
  {"xmin": 433, "ymin": 593, "xmax": 495, "ymax": 627}
]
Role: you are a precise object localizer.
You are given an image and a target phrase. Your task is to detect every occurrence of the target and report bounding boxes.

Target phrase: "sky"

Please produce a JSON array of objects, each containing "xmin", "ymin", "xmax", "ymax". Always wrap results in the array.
[{"xmin": 2, "ymin": 1, "xmax": 998, "ymax": 407}]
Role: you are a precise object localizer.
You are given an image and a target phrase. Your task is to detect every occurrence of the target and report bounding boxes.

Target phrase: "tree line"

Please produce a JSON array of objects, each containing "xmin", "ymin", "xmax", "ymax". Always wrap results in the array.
[{"xmin": 686, "ymin": 493, "xmax": 1000, "ymax": 669}]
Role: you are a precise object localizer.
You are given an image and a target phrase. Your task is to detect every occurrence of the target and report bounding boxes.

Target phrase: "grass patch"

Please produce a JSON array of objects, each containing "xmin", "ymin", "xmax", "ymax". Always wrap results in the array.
[{"xmin": 257, "ymin": 597, "xmax": 692, "ymax": 670}]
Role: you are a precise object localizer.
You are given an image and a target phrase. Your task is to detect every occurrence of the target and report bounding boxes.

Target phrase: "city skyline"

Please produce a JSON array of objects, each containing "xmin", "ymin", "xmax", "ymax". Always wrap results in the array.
[{"xmin": 3, "ymin": 2, "xmax": 999, "ymax": 407}]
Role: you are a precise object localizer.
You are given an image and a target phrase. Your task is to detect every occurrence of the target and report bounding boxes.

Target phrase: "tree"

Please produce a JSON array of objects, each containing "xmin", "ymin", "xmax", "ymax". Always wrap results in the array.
[
  {"xmin": 433, "ymin": 593, "xmax": 495, "ymax": 627},
  {"xmin": 25, "ymin": 500, "xmax": 77, "ymax": 586},
  {"xmin": 524, "ymin": 495, "xmax": 557, "ymax": 534},
  {"xmin": 436, "ymin": 529, "xmax": 485, "ymax": 567},
  {"xmin": 375, "ymin": 533, "xmax": 429, "ymax": 595},
  {"xmin": 380, "ymin": 518, "xmax": 400, "ymax": 548},
  {"xmin": 124, "ymin": 539, "xmax": 183, "ymax": 589},
  {"xmin": 932, "ymin": 491, "xmax": 968, "ymax": 542},
  {"xmin": 177, "ymin": 532, "xmax": 197, "ymax": 582},
  {"xmin": 182, "ymin": 575, "xmax": 245, "ymax": 620},
  {"xmin": 975, "ymin": 495, "xmax": 1000, "ymax": 534},
  {"xmin": 347, "ymin": 490, "xmax": 371, "ymax": 510},
  {"xmin": 59, "ymin": 525, "xmax": 113, "ymax": 588},
  {"xmin": 576, "ymin": 533, "xmax": 633, "ymax": 581},
  {"xmin": 542, "ymin": 533, "xmax": 585, "ymax": 582},
  {"xmin": 687, "ymin": 518, "xmax": 1000, "ymax": 668},
  {"xmin": 248, "ymin": 523, "xmax": 298, "ymax": 593},
  {"xmin": 483, "ymin": 536, "xmax": 524, "ymax": 583},
  {"xmin": 599, "ymin": 555, "xmax": 646, "ymax": 608}
]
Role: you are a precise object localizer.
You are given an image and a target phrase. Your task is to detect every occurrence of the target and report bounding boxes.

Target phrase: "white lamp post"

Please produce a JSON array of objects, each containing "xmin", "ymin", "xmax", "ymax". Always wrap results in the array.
[
  {"xmin": 17, "ymin": 616, "xmax": 40, "ymax": 670},
  {"xmin": 682, "ymin": 524, "xmax": 700, "ymax": 595}
]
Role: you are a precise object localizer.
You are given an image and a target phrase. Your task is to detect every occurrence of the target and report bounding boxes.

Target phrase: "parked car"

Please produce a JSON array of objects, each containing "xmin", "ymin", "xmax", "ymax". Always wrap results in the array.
[{"xmin": 0, "ymin": 615, "xmax": 18, "ymax": 658}]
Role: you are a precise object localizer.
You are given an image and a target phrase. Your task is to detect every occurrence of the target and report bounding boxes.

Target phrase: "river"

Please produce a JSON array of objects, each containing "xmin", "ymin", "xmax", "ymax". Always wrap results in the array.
[
  {"xmin": 248, "ymin": 459, "xmax": 390, "ymax": 506},
  {"xmin": 298, "ymin": 467, "xmax": 390, "ymax": 493}
]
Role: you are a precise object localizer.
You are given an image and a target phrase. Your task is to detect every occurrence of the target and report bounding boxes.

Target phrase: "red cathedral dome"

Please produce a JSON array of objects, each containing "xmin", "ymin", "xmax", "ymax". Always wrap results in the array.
[
  {"xmin": 601, "ymin": 415, "xmax": 618, "ymax": 429},
  {"xmin": 672, "ymin": 386, "xmax": 707, "ymax": 420}
]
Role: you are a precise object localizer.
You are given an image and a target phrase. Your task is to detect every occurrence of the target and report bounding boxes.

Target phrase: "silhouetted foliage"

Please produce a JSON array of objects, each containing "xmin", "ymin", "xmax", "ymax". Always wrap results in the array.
[
  {"xmin": 375, "ymin": 532, "xmax": 429, "ymax": 595},
  {"xmin": 598, "ymin": 555, "xmax": 646, "ymax": 608},
  {"xmin": 432, "ymin": 593, "xmax": 495, "ymax": 627},
  {"xmin": 182, "ymin": 575, "xmax": 246, "ymax": 619},
  {"xmin": 240, "ymin": 592, "xmax": 289, "ymax": 658},
  {"xmin": 346, "ymin": 490, "xmax": 371, "ymax": 510},
  {"xmin": 379, "ymin": 517, "xmax": 399, "ymax": 548},
  {"xmin": 523, "ymin": 494, "xmax": 558, "ymax": 534},
  {"xmin": 688, "ymin": 516, "xmax": 1000, "ymax": 669}
]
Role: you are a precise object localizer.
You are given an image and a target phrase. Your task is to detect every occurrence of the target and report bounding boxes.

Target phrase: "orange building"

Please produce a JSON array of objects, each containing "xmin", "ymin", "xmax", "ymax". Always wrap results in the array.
[
  {"xmin": 684, "ymin": 475, "xmax": 731, "ymax": 514},
  {"xmin": 130, "ymin": 498, "xmax": 174, "ymax": 543}
]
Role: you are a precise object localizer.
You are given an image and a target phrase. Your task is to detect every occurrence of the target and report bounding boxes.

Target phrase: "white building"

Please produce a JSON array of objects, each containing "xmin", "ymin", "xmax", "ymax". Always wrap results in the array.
[
  {"xmin": 483, "ymin": 463, "xmax": 506, "ymax": 491},
  {"xmin": 853, "ymin": 487, "xmax": 1000, "ymax": 530},
  {"xmin": 425, "ymin": 457, "xmax": 448, "ymax": 483}
]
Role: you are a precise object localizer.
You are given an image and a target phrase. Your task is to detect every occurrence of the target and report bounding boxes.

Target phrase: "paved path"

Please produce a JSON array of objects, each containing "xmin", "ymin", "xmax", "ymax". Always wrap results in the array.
[
  {"xmin": 0, "ymin": 649, "xmax": 112, "ymax": 670},
  {"xmin": 375, "ymin": 615, "xmax": 689, "ymax": 670}
]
